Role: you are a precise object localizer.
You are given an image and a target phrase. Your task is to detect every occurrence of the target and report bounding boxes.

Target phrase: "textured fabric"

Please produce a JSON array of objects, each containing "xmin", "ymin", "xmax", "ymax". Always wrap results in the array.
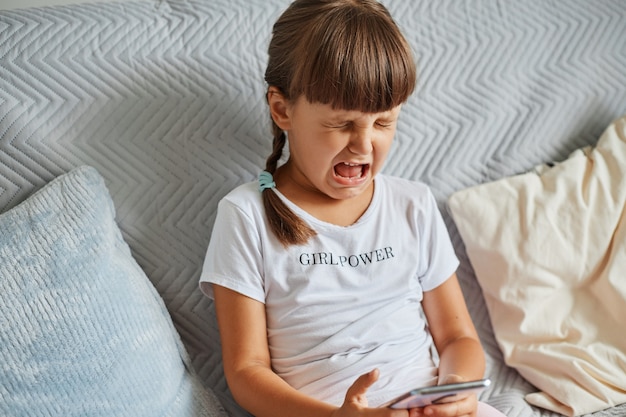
[
  {"xmin": 0, "ymin": 166, "xmax": 227, "ymax": 417},
  {"xmin": 200, "ymin": 174, "xmax": 458, "ymax": 407},
  {"xmin": 1, "ymin": 1, "xmax": 626, "ymax": 416},
  {"xmin": 448, "ymin": 116, "xmax": 626, "ymax": 416}
]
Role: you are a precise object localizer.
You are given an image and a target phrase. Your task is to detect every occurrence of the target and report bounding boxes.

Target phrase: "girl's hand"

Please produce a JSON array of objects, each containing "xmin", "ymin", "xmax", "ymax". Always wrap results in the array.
[
  {"xmin": 332, "ymin": 369, "xmax": 420, "ymax": 417},
  {"xmin": 420, "ymin": 375, "xmax": 478, "ymax": 417}
]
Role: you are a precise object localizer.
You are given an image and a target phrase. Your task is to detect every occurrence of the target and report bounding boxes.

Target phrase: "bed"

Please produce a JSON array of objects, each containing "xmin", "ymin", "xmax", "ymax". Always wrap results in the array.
[{"xmin": 0, "ymin": 0, "xmax": 625, "ymax": 416}]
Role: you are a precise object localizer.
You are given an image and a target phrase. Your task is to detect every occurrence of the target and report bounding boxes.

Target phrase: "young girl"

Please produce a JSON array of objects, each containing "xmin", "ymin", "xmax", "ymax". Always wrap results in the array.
[{"xmin": 200, "ymin": 1, "xmax": 507, "ymax": 416}]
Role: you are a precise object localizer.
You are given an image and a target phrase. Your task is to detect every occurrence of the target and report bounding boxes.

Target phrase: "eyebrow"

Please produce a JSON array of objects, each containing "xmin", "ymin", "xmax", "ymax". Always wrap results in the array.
[{"xmin": 326, "ymin": 110, "xmax": 396, "ymax": 121}]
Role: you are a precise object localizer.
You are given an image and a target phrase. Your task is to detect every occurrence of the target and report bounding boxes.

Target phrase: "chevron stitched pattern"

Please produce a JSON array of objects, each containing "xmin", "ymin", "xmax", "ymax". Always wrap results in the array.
[{"xmin": 0, "ymin": 0, "xmax": 625, "ymax": 416}]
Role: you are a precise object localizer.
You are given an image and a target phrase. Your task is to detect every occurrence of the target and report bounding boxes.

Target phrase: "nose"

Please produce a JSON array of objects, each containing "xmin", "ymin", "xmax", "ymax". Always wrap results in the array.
[{"xmin": 348, "ymin": 126, "xmax": 374, "ymax": 155}]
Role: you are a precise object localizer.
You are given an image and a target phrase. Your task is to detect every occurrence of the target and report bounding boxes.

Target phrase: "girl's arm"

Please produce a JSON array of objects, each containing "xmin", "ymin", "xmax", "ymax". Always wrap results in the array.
[
  {"xmin": 212, "ymin": 284, "xmax": 415, "ymax": 417},
  {"xmin": 421, "ymin": 273, "xmax": 485, "ymax": 416}
]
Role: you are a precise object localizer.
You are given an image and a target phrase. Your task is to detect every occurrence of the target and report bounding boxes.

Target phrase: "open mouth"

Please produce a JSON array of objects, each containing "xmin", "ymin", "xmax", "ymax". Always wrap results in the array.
[{"xmin": 334, "ymin": 162, "xmax": 369, "ymax": 180}]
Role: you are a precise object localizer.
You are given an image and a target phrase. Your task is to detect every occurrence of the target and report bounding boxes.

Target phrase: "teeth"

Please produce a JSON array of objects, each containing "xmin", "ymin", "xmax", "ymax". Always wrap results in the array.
[
  {"xmin": 335, "ymin": 162, "xmax": 366, "ymax": 179},
  {"xmin": 343, "ymin": 163, "xmax": 362, "ymax": 178}
]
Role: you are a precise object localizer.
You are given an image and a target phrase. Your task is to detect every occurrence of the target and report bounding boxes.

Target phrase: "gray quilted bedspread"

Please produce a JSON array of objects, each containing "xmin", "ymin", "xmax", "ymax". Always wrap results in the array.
[{"xmin": 0, "ymin": 0, "xmax": 625, "ymax": 416}]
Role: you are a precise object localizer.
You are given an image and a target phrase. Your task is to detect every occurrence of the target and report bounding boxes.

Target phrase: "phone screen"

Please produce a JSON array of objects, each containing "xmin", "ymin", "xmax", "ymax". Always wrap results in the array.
[{"xmin": 385, "ymin": 379, "xmax": 491, "ymax": 409}]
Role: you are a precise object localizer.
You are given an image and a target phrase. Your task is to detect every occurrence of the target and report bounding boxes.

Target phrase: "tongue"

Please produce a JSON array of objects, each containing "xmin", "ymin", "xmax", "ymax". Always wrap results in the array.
[{"xmin": 335, "ymin": 163, "xmax": 362, "ymax": 178}]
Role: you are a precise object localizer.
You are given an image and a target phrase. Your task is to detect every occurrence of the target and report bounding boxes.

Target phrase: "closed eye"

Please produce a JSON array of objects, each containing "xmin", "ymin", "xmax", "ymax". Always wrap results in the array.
[
  {"xmin": 375, "ymin": 120, "xmax": 395, "ymax": 128},
  {"xmin": 324, "ymin": 122, "xmax": 352, "ymax": 129}
]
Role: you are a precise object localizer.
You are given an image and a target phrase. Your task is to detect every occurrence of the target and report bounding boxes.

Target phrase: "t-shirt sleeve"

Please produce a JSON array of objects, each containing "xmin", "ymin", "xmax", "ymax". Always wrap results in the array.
[
  {"xmin": 199, "ymin": 198, "xmax": 266, "ymax": 303},
  {"xmin": 417, "ymin": 188, "xmax": 459, "ymax": 292}
]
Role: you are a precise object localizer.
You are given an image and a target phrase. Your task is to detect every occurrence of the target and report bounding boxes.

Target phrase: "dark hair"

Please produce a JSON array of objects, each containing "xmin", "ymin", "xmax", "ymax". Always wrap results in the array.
[{"xmin": 263, "ymin": 0, "xmax": 417, "ymax": 246}]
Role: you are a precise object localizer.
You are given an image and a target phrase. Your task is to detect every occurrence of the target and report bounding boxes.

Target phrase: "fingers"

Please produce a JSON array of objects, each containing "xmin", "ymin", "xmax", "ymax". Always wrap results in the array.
[
  {"xmin": 437, "ymin": 374, "xmax": 465, "ymax": 385},
  {"xmin": 421, "ymin": 395, "xmax": 477, "ymax": 417},
  {"xmin": 344, "ymin": 369, "xmax": 380, "ymax": 407}
]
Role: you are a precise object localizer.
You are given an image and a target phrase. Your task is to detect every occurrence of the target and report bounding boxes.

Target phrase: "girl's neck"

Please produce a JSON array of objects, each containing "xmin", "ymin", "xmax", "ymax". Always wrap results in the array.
[{"xmin": 274, "ymin": 166, "xmax": 375, "ymax": 227}]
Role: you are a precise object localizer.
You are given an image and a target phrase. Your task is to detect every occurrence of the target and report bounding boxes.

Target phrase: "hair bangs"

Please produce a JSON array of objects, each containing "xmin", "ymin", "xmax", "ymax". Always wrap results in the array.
[{"xmin": 293, "ymin": 5, "xmax": 416, "ymax": 113}]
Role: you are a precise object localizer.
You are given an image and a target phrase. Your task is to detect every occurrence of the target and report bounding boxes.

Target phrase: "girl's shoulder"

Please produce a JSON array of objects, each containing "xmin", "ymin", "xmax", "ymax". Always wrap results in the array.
[
  {"xmin": 376, "ymin": 174, "xmax": 433, "ymax": 200},
  {"xmin": 216, "ymin": 180, "xmax": 266, "ymax": 222},
  {"xmin": 221, "ymin": 181, "xmax": 261, "ymax": 205}
]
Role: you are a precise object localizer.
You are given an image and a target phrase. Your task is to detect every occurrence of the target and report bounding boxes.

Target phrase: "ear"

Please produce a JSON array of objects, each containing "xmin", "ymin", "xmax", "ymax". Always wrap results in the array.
[{"xmin": 267, "ymin": 86, "xmax": 292, "ymax": 130}]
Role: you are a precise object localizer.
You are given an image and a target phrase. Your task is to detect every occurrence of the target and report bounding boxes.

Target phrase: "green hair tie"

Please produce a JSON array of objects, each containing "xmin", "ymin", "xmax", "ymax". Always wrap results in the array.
[{"xmin": 258, "ymin": 171, "xmax": 276, "ymax": 192}]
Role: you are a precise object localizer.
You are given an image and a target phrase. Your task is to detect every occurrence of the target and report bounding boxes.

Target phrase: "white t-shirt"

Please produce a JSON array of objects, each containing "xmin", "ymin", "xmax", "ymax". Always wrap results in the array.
[{"xmin": 199, "ymin": 174, "xmax": 459, "ymax": 407}]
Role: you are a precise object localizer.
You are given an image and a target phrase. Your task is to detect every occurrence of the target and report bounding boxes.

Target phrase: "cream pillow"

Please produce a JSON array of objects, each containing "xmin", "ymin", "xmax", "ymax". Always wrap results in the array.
[{"xmin": 448, "ymin": 115, "xmax": 626, "ymax": 416}]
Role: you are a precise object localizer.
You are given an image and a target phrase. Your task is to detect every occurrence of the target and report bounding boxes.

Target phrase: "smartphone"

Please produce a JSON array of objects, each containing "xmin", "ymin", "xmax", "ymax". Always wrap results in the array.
[{"xmin": 384, "ymin": 379, "xmax": 491, "ymax": 409}]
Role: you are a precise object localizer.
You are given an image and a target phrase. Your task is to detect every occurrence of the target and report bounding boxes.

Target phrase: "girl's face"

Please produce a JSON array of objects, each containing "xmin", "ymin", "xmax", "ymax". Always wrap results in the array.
[{"xmin": 270, "ymin": 92, "xmax": 401, "ymax": 202}]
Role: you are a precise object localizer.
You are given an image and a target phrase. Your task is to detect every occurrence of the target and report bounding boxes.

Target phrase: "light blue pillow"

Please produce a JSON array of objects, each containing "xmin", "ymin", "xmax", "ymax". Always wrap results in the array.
[{"xmin": 0, "ymin": 166, "xmax": 226, "ymax": 417}]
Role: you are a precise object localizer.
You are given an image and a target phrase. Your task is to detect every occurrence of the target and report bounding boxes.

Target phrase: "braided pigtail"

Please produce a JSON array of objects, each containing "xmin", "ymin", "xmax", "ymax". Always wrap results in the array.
[{"xmin": 261, "ymin": 120, "xmax": 316, "ymax": 246}]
